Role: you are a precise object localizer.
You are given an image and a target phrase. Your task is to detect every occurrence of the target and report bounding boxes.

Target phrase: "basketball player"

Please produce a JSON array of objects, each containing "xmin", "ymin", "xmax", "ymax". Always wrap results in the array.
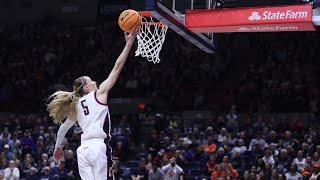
[{"xmin": 46, "ymin": 27, "xmax": 139, "ymax": 180}]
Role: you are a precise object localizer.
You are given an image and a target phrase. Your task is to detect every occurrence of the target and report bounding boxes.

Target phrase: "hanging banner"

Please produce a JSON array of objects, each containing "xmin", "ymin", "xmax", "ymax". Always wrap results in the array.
[
  {"xmin": 186, "ymin": 4, "xmax": 316, "ymax": 32},
  {"xmin": 61, "ymin": 5, "xmax": 80, "ymax": 13},
  {"xmin": 97, "ymin": 0, "xmax": 128, "ymax": 20}
]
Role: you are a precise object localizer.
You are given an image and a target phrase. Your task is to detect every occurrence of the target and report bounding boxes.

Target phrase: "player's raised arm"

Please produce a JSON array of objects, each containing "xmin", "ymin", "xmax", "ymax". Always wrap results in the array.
[{"xmin": 97, "ymin": 28, "xmax": 139, "ymax": 97}]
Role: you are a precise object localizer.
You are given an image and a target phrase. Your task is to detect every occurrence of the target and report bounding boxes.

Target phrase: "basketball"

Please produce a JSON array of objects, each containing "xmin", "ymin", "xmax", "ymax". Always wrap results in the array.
[{"xmin": 118, "ymin": 9, "xmax": 142, "ymax": 33}]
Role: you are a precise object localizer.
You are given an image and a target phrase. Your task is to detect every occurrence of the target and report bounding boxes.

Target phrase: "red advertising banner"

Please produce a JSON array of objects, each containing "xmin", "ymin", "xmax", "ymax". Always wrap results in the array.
[{"xmin": 186, "ymin": 4, "xmax": 316, "ymax": 32}]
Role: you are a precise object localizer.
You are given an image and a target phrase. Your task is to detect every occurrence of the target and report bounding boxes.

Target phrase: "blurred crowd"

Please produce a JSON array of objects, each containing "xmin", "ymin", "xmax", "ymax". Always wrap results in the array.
[
  {"xmin": 225, "ymin": 32, "xmax": 320, "ymax": 114},
  {"xmin": 0, "ymin": 19, "xmax": 226, "ymax": 113},
  {"xmin": 0, "ymin": 113, "xmax": 79, "ymax": 180},
  {"xmin": 1, "ymin": 20, "xmax": 319, "ymax": 114},
  {"xmin": 0, "ymin": 113, "xmax": 138, "ymax": 180},
  {"xmin": 1, "ymin": 109, "xmax": 320, "ymax": 180},
  {"xmin": 1, "ymin": 17, "xmax": 320, "ymax": 180},
  {"xmin": 1, "ymin": 18, "xmax": 320, "ymax": 114},
  {"xmin": 125, "ymin": 108, "xmax": 320, "ymax": 180}
]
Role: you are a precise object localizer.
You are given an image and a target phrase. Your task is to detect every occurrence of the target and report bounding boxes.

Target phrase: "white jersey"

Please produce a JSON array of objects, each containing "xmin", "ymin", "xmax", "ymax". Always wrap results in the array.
[
  {"xmin": 293, "ymin": 158, "xmax": 305, "ymax": 172},
  {"xmin": 162, "ymin": 164, "xmax": 183, "ymax": 180},
  {"xmin": 76, "ymin": 90, "xmax": 111, "ymax": 142},
  {"xmin": 310, "ymin": 173, "xmax": 320, "ymax": 180},
  {"xmin": 285, "ymin": 172, "xmax": 302, "ymax": 180}
]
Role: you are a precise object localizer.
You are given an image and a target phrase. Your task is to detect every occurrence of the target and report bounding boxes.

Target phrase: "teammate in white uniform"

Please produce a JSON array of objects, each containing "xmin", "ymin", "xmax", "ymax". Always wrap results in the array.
[{"xmin": 46, "ymin": 28, "xmax": 138, "ymax": 180}]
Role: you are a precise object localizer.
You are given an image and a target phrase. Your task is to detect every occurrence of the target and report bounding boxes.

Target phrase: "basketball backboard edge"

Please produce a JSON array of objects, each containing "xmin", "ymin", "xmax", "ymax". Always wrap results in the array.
[{"xmin": 135, "ymin": 0, "xmax": 215, "ymax": 53}]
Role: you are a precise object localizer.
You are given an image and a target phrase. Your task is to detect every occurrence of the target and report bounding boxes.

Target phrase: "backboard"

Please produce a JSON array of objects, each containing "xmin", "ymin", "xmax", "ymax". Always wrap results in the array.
[
  {"xmin": 129, "ymin": 0, "xmax": 319, "ymax": 51},
  {"xmin": 129, "ymin": 0, "xmax": 215, "ymax": 53}
]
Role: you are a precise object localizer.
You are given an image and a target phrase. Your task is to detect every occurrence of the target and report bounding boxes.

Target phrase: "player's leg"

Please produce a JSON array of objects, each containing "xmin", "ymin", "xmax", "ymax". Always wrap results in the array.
[
  {"xmin": 93, "ymin": 142, "xmax": 109, "ymax": 180},
  {"xmin": 77, "ymin": 145, "xmax": 95, "ymax": 180}
]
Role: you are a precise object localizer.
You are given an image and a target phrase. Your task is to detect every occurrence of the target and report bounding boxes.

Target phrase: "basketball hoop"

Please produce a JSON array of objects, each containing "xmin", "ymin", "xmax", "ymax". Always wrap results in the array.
[{"xmin": 136, "ymin": 11, "xmax": 168, "ymax": 64}]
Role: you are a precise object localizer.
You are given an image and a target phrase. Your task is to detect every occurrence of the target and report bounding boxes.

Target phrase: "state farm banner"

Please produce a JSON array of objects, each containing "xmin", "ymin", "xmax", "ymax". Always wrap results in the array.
[
  {"xmin": 185, "ymin": 4, "xmax": 316, "ymax": 32},
  {"xmin": 97, "ymin": 0, "xmax": 128, "ymax": 21}
]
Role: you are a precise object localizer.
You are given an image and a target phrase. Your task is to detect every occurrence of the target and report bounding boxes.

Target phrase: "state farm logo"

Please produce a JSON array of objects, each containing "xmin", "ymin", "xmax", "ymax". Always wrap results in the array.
[
  {"xmin": 238, "ymin": 25, "xmax": 298, "ymax": 31},
  {"xmin": 248, "ymin": 12, "xmax": 261, "ymax": 20},
  {"xmin": 248, "ymin": 10, "xmax": 308, "ymax": 21}
]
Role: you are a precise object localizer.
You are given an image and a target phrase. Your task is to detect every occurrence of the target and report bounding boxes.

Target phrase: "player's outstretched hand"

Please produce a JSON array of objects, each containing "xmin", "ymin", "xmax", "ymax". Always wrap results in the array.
[
  {"xmin": 53, "ymin": 147, "xmax": 65, "ymax": 163},
  {"xmin": 125, "ymin": 27, "xmax": 139, "ymax": 45}
]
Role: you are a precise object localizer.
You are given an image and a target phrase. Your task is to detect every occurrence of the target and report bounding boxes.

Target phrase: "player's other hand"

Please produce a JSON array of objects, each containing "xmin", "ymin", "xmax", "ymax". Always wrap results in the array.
[
  {"xmin": 125, "ymin": 27, "xmax": 139, "ymax": 45},
  {"xmin": 53, "ymin": 147, "xmax": 65, "ymax": 163}
]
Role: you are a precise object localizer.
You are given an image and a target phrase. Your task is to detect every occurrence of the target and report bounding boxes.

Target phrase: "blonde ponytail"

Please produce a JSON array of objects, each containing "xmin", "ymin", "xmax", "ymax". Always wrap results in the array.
[{"xmin": 46, "ymin": 76, "xmax": 86, "ymax": 124}]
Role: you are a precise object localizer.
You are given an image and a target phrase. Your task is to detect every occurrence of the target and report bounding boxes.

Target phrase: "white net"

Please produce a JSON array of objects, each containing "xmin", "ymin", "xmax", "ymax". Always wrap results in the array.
[{"xmin": 135, "ymin": 16, "xmax": 168, "ymax": 64}]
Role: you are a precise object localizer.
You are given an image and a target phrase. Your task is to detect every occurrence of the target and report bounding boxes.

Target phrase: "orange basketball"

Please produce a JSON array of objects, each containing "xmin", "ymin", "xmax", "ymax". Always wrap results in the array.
[{"xmin": 118, "ymin": 9, "xmax": 142, "ymax": 33}]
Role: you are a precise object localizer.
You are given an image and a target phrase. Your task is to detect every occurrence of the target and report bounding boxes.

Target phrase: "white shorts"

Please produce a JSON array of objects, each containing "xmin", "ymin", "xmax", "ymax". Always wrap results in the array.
[{"xmin": 77, "ymin": 138, "xmax": 113, "ymax": 180}]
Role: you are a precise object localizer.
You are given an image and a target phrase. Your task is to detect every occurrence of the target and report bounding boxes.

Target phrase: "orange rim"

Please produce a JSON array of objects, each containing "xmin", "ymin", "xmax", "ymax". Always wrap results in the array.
[
  {"xmin": 141, "ymin": 22, "xmax": 166, "ymax": 27},
  {"xmin": 139, "ymin": 11, "xmax": 166, "ymax": 27},
  {"xmin": 139, "ymin": 11, "xmax": 153, "ymax": 17}
]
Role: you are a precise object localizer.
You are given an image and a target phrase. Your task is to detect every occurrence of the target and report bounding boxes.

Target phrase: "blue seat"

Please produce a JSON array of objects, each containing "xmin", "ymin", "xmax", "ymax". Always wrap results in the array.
[
  {"xmin": 237, "ymin": 169, "xmax": 245, "ymax": 176},
  {"xmin": 120, "ymin": 167, "xmax": 132, "ymax": 176},
  {"xmin": 190, "ymin": 169, "xmax": 204, "ymax": 176},
  {"xmin": 124, "ymin": 160, "xmax": 140, "ymax": 168},
  {"xmin": 121, "ymin": 176, "xmax": 131, "ymax": 180},
  {"xmin": 183, "ymin": 162, "xmax": 200, "ymax": 169},
  {"xmin": 199, "ymin": 176, "xmax": 211, "ymax": 180},
  {"xmin": 185, "ymin": 176, "xmax": 198, "ymax": 180}
]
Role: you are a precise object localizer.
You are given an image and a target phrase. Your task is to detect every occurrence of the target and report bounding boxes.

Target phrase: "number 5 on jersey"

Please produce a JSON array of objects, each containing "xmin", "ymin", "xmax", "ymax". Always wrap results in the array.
[{"xmin": 81, "ymin": 100, "xmax": 89, "ymax": 115}]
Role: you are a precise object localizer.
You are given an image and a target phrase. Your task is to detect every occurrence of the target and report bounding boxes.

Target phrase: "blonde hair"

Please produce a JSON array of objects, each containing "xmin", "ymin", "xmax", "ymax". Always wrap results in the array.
[{"xmin": 46, "ymin": 76, "xmax": 87, "ymax": 124}]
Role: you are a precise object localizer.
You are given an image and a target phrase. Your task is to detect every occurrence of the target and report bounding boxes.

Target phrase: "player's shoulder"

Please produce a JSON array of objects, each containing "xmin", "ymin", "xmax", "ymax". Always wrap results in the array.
[
  {"xmin": 80, "ymin": 90, "xmax": 95, "ymax": 99},
  {"xmin": 77, "ymin": 91, "xmax": 94, "ymax": 106}
]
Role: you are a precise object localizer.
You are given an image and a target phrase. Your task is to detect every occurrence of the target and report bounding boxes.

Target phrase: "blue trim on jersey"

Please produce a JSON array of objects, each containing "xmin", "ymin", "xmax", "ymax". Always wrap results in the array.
[
  {"xmin": 105, "ymin": 143, "xmax": 114, "ymax": 179},
  {"xmin": 94, "ymin": 90, "xmax": 108, "ymax": 106},
  {"xmin": 103, "ymin": 112, "xmax": 113, "ymax": 179},
  {"xmin": 103, "ymin": 113, "xmax": 111, "ymax": 141}
]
